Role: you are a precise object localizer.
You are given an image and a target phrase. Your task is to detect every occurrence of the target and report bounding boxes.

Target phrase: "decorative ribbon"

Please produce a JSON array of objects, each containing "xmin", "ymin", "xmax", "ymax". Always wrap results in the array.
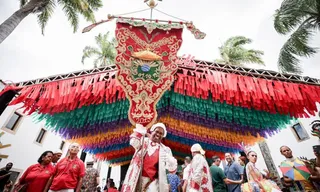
[{"xmin": 4, "ymin": 69, "xmax": 319, "ymax": 118}]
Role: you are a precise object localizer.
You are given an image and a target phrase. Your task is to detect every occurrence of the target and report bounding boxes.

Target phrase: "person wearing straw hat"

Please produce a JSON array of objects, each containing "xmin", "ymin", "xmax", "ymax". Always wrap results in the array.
[
  {"xmin": 121, "ymin": 123, "xmax": 176, "ymax": 192},
  {"xmin": 186, "ymin": 143, "xmax": 213, "ymax": 192}
]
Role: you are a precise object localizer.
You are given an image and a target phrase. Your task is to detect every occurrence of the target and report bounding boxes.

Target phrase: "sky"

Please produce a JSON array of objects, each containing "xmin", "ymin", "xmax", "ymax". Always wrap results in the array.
[{"xmin": 0, "ymin": 0, "xmax": 319, "ymax": 84}]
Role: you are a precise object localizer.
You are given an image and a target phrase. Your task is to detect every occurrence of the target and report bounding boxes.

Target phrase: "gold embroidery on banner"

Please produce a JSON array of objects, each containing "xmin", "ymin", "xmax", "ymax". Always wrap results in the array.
[{"xmin": 115, "ymin": 25, "xmax": 181, "ymax": 127}]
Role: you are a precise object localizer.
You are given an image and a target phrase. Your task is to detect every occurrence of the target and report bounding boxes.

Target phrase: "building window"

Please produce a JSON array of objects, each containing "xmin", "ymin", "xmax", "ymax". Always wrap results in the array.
[
  {"xmin": 291, "ymin": 122, "xmax": 309, "ymax": 142},
  {"xmin": 5, "ymin": 112, "xmax": 22, "ymax": 130},
  {"xmin": 60, "ymin": 141, "xmax": 65, "ymax": 150},
  {"xmin": 36, "ymin": 129, "xmax": 47, "ymax": 144}
]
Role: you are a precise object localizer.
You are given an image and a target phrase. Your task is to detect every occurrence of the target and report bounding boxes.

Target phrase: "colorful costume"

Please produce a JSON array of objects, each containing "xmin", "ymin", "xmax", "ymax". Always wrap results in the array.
[
  {"xmin": 241, "ymin": 162, "xmax": 281, "ymax": 192},
  {"xmin": 280, "ymin": 158, "xmax": 316, "ymax": 192},
  {"xmin": 121, "ymin": 124, "xmax": 176, "ymax": 192},
  {"xmin": 186, "ymin": 144, "xmax": 213, "ymax": 192}
]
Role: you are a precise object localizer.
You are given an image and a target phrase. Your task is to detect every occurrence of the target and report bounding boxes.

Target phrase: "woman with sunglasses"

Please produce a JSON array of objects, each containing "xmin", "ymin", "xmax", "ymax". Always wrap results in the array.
[{"xmin": 241, "ymin": 151, "xmax": 281, "ymax": 192}]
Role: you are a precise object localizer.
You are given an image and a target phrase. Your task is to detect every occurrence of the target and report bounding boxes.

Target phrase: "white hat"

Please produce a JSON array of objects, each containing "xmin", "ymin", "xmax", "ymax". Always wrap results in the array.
[
  {"xmin": 191, "ymin": 143, "xmax": 205, "ymax": 155},
  {"xmin": 54, "ymin": 150, "xmax": 62, "ymax": 154},
  {"xmin": 167, "ymin": 156, "xmax": 178, "ymax": 172},
  {"xmin": 150, "ymin": 123, "xmax": 167, "ymax": 137}
]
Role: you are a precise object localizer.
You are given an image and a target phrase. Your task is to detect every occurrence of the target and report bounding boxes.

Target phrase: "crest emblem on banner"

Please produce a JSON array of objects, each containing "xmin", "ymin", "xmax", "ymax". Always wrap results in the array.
[{"xmin": 115, "ymin": 19, "xmax": 183, "ymax": 127}]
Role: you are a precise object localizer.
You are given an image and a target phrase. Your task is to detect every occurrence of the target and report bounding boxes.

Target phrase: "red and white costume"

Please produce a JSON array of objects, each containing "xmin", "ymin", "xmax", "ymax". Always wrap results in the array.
[
  {"xmin": 186, "ymin": 144, "xmax": 213, "ymax": 192},
  {"xmin": 121, "ymin": 123, "xmax": 176, "ymax": 192}
]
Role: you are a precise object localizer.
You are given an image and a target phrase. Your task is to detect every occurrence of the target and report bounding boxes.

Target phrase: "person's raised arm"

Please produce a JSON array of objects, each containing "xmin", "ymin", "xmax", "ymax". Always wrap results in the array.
[
  {"xmin": 129, "ymin": 124, "xmax": 147, "ymax": 151},
  {"xmin": 0, "ymin": 172, "xmax": 10, "ymax": 180}
]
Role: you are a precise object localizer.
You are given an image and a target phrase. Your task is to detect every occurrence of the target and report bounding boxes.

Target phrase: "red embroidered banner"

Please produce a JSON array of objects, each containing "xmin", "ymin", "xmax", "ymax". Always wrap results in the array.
[{"xmin": 115, "ymin": 19, "xmax": 183, "ymax": 127}]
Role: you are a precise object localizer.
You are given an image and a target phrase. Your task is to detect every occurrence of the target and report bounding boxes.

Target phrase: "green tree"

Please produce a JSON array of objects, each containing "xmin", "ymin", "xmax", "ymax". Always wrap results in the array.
[
  {"xmin": 0, "ymin": 0, "xmax": 102, "ymax": 44},
  {"xmin": 82, "ymin": 32, "xmax": 117, "ymax": 68},
  {"xmin": 215, "ymin": 36, "xmax": 265, "ymax": 66},
  {"xmin": 274, "ymin": 0, "xmax": 320, "ymax": 74}
]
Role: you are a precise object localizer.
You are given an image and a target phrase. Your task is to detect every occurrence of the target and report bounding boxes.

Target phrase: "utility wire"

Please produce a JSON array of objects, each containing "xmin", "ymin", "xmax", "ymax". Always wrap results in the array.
[
  {"xmin": 154, "ymin": 9, "xmax": 188, "ymax": 22},
  {"xmin": 114, "ymin": 8, "xmax": 151, "ymax": 17}
]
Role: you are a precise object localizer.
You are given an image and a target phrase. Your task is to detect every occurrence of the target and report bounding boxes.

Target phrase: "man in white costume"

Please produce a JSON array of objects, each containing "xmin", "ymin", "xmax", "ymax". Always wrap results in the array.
[
  {"xmin": 186, "ymin": 143, "xmax": 213, "ymax": 192},
  {"xmin": 182, "ymin": 156, "xmax": 191, "ymax": 192},
  {"xmin": 121, "ymin": 123, "xmax": 176, "ymax": 192}
]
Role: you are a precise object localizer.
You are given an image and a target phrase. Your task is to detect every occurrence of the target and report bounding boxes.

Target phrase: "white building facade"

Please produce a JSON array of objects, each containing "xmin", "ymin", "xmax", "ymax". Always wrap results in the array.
[
  {"xmin": 251, "ymin": 107, "xmax": 320, "ymax": 177},
  {"xmin": 0, "ymin": 80, "xmax": 120, "ymax": 188},
  {"xmin": 0, "ymin": 100, "xmax": 70, "ymax": 184}
]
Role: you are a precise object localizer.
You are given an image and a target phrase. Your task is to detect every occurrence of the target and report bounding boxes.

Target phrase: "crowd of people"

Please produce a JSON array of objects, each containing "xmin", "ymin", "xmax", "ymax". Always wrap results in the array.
[
  {"xmin": 164, "ymin": 145, "xmax": 320, "ymax": 192},
  {"xmin": 0, "ymin": 122, "xmax": 320, "ymax": 192},
  {"xmin": 120, "ymin": 122, "xmax": 320, "ymax": 192},
  {"xmin": 0, "ymin": 142, "xmax": 123, "ymax": 192}
]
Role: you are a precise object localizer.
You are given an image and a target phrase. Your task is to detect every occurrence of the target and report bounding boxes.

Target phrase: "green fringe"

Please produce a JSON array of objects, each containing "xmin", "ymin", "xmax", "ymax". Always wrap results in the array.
[{"xmin": 33, "ymin": 91, "xmax": 292, "ymax": 130}]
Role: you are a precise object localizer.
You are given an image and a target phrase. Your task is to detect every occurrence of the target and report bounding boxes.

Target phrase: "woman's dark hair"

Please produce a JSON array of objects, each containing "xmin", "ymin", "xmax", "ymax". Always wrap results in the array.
[
  {"xmin": 38, "ymin": 151, "xmax": 53, "ymax": 164},
  {"xmin": 212, "ymin": 156, "xmax": 220, "ymax": 163}
]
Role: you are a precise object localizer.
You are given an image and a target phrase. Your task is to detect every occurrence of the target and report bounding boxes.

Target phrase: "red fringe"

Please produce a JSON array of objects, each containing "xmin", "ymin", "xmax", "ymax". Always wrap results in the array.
[
  {"xmin": 1, "ymin": 70, "xmax": 320, "ymax": 117},
  {"xmin": 8, "ymin": 73, "xmax": 126, "ymax": 114},
  {"xmin": 174, "ymin": 71, "xmax": 320, "ymax": 118}
]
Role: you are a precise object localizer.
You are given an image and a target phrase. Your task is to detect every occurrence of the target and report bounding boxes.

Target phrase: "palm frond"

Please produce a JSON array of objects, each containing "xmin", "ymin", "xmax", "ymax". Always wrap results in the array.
[
  {"xmin": 79, "ymin": 5, "xmax": 96, "ymax": 23},
  {"xmin": 93, "ymin": 58, "xmax": 100, "ymax": 68},
  {"xmin": 82, "ymin": 32, "xmax": 117, "ymax": 68},
  {"xmin": 86, "ymin": 0, "xmax": 103, "ymax": 11},
  {"xmin": 274, "ymin": 0, "xmax": 319, "ymax": 34},
  {"xmin": 59, "ymin": 0, "xmax": 79, "ymax": 33},
  {"xmin": 278, "ymin": 24, "xmax": 317, "ymax": 74},
  {"xmin": 216, "ymin": 36, "xmax": 264, "ymax": 66},
  {"xmin": 95, "ymin": 32, "xmax": 110, "ymax": 49},
  {"xmin": 243, "ymin": 49, "xmax": 265, "ymax": 65},
  {"xmin": 68, "ymin": 0, "xmax": 96, "ymax": 23},
  {"xmin": 37, "ymin": 0, "xmax": 55, "ymax": 35},
  {"xmin": 224, "ymin": 36, "xmax": 251, "ymax": 47},
  {"xmin": 231, "ymin": 36, "xmax": 252, "ymax": 47},
  {"xmin": 81, "ymin": 46, "xmax": 101, "ymax": 64}
]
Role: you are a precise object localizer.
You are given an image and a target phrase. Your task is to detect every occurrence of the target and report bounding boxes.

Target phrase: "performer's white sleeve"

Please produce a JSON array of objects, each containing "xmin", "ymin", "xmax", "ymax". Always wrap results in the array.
[
  {"xmin": 190, "ymin": 155, "xmax": 203, "ymax": 190},
  {"xmin": 164, "ymin": 147, "xmax": 175, "ymax": 168},
  {"xmin": 129, "ymin": 138, "xmax": 141, "ymax": 150},
  {"xmin": 129, "ymin": 124, "xmax": 147, "ymax": 151},
  {"xmin": 183, "ymin": 165, "xmax": 190, "ymax": 180}
]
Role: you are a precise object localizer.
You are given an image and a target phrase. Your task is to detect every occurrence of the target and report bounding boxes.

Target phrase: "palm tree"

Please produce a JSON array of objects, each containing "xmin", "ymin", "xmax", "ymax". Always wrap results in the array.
[
  {"xmin": 0, "ymin": 0, "xmax": 102, "ymax": 44},
  {"xmin": 215, "ymin": 36, "xmax": 265, "ymax": 66},
  {"xmin": 274, "ymin": 0, "xmax": 320, "ymax": 74},
  {"xmin": 82, "ymin": 32, "xmax": 117, "ymax": 68}
]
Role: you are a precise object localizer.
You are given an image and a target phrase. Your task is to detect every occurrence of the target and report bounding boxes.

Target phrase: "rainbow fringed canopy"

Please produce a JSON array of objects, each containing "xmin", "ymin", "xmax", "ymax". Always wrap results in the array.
[{"xmin": 1, "ymin": 60, "xmax": 320, "ymax": 166}]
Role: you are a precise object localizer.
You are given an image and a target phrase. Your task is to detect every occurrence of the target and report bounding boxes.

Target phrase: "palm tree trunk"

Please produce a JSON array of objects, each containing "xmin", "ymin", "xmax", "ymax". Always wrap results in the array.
[{"xmin": 0, "ymin": 0, "xmax": 45, "ymax": 44}]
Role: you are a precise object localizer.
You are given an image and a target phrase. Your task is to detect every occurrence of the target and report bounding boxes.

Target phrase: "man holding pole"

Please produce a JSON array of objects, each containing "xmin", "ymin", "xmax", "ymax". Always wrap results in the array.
[{"xmin": 121, "ymin": 123, "xmax": 176, "ymax": 192}]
